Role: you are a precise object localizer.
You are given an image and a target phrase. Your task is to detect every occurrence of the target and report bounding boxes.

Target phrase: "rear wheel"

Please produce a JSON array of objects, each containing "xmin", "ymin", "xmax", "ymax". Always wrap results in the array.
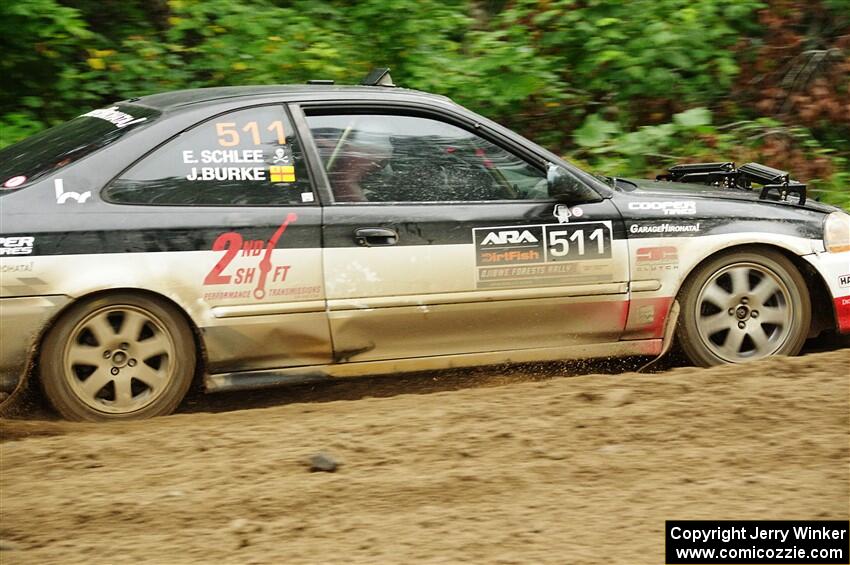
[
  {"xmin": 677, "ymin": 249, "xmax": 811, "ymax": 367},
  {"xmin": 40, "ymin": 293, "xmax": 196, "ymax": 421}
]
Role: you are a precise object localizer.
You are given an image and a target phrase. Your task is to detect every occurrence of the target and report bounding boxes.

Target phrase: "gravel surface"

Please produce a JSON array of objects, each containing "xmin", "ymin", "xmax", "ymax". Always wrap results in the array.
[{"xmin": 1, "ymin": 349, "xmax": 848, "ymax": 564}]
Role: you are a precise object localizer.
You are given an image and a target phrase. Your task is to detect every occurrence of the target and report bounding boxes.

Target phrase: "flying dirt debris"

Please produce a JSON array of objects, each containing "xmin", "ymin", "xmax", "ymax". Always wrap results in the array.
[{"xmin": 1, "ymin": 349, "xmax": 847, "ymax": 565}]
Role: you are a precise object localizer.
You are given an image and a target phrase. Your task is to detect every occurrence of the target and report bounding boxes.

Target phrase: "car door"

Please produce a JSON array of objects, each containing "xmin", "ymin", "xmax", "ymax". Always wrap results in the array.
[
  {"xmin": 102, "ymin": 104, "xmax": 332, "ymax": 373},
  {"xmin": 293, "ymin": 103, "xmax": 629, "ymax": 363}
]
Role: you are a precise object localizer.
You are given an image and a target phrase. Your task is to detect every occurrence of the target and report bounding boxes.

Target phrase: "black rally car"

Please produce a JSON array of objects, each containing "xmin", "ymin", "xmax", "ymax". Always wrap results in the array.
[{"xmin": 1, "ymin": 70, "xmax": 848, "ymax": 420}]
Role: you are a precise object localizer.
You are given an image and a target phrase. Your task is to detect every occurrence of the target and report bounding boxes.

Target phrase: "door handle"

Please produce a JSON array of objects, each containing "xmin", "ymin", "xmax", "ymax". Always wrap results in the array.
[{"xmin": 354, "ymin": 227, "xmax": 398, "ymax": 247}]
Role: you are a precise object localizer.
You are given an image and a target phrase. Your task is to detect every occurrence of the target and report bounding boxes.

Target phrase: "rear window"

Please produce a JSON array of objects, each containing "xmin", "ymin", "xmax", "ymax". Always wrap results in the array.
[{"xmin": 0, "ymin": 104, "xmax": 159, "ymax": 190}]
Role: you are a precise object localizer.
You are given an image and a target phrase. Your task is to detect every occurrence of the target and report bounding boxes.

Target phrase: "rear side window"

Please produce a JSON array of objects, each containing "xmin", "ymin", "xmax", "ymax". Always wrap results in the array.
[
  {"xmin": 0, "ymin": 104, "xmax": 158, "ymax": 190},
  {"xmin": 104, "ymin": 105, "xmax": 314, "ymax": 206}
]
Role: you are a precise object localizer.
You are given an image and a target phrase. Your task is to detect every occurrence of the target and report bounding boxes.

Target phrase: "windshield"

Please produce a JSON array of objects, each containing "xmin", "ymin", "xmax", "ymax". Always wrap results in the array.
[{"xmin": 0, "ymin": 104, "xmax": 159, "ymax": 190}]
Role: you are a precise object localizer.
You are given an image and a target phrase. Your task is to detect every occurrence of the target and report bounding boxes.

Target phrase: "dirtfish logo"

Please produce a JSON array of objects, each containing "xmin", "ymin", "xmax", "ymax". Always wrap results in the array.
[{"xmin": 481, "ymin": 230, "xmax": 539, "ymax": 246}]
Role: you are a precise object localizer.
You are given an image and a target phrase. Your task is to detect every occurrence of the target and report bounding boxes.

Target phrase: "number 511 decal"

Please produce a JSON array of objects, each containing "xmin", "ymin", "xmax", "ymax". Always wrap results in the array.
[
  {"xmin": 215, "ymin": 120, "xmax": 286, "ymax": 147},
  {"xmin": 546, "ymin": 223, "xmax": 611, "ymax": 261},
  {"xmin": 474, "ymin": 221, "xmax": 612, "ymax": 267}
]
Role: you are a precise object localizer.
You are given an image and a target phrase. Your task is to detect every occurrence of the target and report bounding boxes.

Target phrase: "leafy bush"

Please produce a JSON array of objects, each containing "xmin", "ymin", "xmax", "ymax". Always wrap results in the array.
[
  {"xmin": 0, "ymin": 0, "xmax": 846, "ymax": 208},
  {"xmin": 570, "ymin": 109, "xmax": 848, "ymax": 209}
]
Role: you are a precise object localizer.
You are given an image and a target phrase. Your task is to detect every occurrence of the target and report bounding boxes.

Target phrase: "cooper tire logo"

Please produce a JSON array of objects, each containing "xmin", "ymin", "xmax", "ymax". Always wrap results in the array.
[
  {"xmin": 0, "ymin": 236, "xmax": 34, "ymax": 256},
  {"xmin": 628, "ymin": 201, "xmax": 696, "ymax": 216}
]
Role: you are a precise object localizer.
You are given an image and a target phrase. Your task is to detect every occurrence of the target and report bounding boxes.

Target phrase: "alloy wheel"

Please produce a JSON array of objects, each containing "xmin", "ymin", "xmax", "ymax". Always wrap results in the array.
[
  {"xmin": 694, "ymin": 263, "xmax": 794, "ymax": 362},
  {"xmin": 62, "ymin": 305, "xmax": 177, "ymax": 414}
]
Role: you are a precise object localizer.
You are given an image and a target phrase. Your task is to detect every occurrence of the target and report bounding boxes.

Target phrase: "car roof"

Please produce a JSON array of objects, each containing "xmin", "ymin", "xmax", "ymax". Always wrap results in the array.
[{"xmin": 131, "ymin": 85, "xmax": 454, "ymax": 112}]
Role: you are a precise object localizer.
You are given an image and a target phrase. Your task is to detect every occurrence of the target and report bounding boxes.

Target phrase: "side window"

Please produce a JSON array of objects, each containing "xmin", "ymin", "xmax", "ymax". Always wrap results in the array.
[
  {"xmin": 305, "ymin": 113, "xmax": 548, "ymax": 203},
  {"xmin": 105, "ymin": 106, "xmax": 314, "ymax": 206}
]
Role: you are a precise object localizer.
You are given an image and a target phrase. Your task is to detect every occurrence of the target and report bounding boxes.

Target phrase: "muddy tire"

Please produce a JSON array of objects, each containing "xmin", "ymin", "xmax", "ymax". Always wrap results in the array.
[
  {"xmin": 677, "ymin": 249, "xmax": 811, "ymax": 367},
  {"xmin": 39, "ymin": 293, "xmax": 196, "ymax": 421}
]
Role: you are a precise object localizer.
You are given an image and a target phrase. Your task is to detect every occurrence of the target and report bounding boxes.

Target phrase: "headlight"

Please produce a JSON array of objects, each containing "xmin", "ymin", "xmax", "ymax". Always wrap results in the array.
[{"xmin": 824, "ymin": 211, "xmax": 850, "ymax": 253}]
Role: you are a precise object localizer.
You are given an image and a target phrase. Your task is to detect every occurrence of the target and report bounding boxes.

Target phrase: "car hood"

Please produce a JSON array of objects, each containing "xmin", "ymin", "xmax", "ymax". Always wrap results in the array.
[{"xmin": 619, "ymin": 177, "xmax": 838, "ymax": 215}]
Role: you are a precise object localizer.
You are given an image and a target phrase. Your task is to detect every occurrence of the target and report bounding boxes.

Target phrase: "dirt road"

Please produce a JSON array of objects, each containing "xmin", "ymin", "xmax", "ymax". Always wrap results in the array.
[{"xmin": 1, "ymin": 350, "xmax": 848, "ymax": 564}]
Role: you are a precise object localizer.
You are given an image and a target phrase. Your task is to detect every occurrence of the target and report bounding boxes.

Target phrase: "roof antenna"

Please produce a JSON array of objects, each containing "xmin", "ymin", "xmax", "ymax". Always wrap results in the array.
[{"xmin": 361, "ymin": 67, "xmax": 394, "ymax": 87}]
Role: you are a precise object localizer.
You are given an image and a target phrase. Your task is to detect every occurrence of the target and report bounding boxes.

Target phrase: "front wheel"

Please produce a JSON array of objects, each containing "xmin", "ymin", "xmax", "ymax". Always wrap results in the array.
[
  {"xmin": 39, "ymin": 293, "xmax": 196, "ymax": 421},
  {"xmin": 677, "ymin": 249, "xmax": 811, "ymax": 367}
]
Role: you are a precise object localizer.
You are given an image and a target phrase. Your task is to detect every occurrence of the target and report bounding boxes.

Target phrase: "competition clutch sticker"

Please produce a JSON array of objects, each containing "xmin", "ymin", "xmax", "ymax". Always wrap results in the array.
[{"xmin": 473, "ymin": 221, "xmax": 614, "ymax": 289}]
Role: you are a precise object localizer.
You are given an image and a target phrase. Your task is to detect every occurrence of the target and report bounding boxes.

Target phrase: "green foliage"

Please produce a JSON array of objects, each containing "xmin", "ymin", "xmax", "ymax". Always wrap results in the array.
[
  {"xmin": 673, "ymin": 108, "xmax": 713, "ymax": 128},
  {"xmin": 0, "ymin": 0, "xmax": 846, "ymax": 208},
  {"xmin": 500, "ymin": 0, "xmax": 761, "ymax": 103},
  {"xmin": 570, "ymin": 110, "xmax": 849, "ymax": 210},
  {"xmin": 0, "ymin": 0, "xmax": 92, "ymax": 126},
  {"xmin": 574, "ymin": 115, "xmax": 621, "ymax": 149},
  {"xmin": 812, "ymin": 164, "xmax": 850, "ymax": 210}
]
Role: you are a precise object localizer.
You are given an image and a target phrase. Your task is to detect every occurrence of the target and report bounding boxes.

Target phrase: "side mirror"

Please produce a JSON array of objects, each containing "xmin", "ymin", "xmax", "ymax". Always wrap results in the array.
[{"xmin": 547, "ymin": 162, "xmax": 598, "ymax": 202}]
